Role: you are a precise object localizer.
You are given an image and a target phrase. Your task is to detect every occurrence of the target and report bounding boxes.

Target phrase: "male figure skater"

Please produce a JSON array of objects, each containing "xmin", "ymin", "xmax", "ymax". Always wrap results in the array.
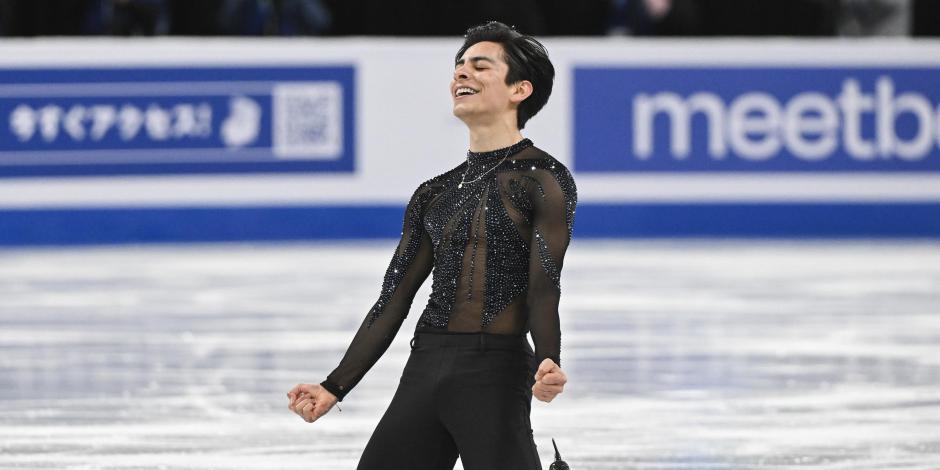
[{"xmin": 288, "ymin": 21, "xmax": 575, "ymax": 469}]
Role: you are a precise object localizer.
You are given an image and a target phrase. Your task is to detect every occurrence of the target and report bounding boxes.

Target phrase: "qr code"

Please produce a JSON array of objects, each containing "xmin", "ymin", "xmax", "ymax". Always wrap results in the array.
[{"xmin": 272, "ymin": 82, "xmax": 343, "ymax": 159}]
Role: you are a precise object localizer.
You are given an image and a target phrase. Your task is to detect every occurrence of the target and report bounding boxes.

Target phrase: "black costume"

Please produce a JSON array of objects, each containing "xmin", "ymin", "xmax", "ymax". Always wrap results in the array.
[{"xmin": 320, "ymin": 138, "xmax": 577, "ymax": 469}]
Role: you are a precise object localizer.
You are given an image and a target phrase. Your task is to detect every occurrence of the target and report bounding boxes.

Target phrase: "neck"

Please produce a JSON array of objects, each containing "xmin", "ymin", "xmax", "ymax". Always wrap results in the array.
[{"xmin": 466, "ymin": 118, "xmax": 524, "ymax": 153}]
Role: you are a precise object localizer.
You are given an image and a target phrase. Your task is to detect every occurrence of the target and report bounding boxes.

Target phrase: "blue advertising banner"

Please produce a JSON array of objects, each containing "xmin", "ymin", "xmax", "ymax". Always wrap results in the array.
[
  {"xmin": 574, "ymin": 67, "xmax": 940, "ymax": 172},
  {"xmin": 0, "ymin": 66, "xmax": 355, "ymax": 177}
]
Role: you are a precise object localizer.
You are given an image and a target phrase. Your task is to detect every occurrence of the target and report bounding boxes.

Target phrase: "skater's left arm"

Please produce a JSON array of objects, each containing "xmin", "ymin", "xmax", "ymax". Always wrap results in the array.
[{"xmin": 523, "ymin": 163, "xmax": 577, "ymax": 403}]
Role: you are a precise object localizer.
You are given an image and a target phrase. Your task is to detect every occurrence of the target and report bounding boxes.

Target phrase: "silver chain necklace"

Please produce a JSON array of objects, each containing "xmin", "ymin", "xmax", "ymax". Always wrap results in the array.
[{"xmin": 457, "ymin": 147, "xmax": 511, "ymax": 189}]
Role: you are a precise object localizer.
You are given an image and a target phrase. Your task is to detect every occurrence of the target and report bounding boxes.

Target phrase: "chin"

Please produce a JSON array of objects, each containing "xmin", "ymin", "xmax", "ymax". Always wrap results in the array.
[{"xmin": 452, "ymin": 104, "xmax": 472, "ymax": 119}]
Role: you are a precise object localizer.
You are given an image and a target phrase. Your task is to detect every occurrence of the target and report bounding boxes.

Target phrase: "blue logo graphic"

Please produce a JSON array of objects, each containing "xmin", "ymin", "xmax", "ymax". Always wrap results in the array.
[
  {"xmin": 0, "ymin": 66, "xmax": 355, "ymax": 177},
  {"xmin": 574, "ymin": 67, "xmax": 940, "ymax": 172}
]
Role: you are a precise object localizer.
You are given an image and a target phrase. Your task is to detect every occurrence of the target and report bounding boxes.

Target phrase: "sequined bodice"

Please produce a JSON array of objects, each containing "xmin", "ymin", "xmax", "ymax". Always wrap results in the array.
[{"xmin": 320, "ymin": 139, "xmax": 577, "ymax": 401}]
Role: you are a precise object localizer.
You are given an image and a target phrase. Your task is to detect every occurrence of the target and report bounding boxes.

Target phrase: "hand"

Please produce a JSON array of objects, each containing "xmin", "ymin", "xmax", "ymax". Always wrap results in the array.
[
  {"xmin": 532, "ymin": 358, "xmax": 566, "ymax": 403},
  {"xmin": 287, "ymin": 383, "xmax": 338, "ymax": 423}
]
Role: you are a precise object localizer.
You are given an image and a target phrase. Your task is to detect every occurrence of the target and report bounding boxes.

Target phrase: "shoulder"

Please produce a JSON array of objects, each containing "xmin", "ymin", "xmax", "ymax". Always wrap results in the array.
[
  {"xmin": 407, "ymin": 164, "xmax": 458, "ymax": 206},
  {"xmin": 417, "ymin": 165, "xmax": 460, "ymax": 192},
  {"xmin": 513, "ymin": 147, "xmax": 578, "ymax": 231},
  {"xmin": 507, "ymin": 146, "xmax": 577, "ymax": 199}
]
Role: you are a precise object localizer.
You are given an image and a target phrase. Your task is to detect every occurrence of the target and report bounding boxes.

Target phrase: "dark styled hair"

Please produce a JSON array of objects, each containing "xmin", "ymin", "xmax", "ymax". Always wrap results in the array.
[{"xmin": 455, "ymin": 21, "xmax": 555, "ymax": 130}]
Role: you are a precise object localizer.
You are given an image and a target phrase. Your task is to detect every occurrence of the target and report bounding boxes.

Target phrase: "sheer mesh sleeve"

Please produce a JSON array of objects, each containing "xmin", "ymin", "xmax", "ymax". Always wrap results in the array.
[
  {"xmin": 320, "ymin": 184, "xmax": 435, "ymax": 401},
  {"xmin": 524, "ymin": 165, "xmax": 577, "ymax": 368}
]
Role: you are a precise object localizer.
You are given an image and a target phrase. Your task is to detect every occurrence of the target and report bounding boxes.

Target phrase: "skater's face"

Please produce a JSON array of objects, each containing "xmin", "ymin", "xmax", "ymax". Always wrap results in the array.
[{"xmin": 451, "ymin": 41, "xmax": 532, "ymax": 128}]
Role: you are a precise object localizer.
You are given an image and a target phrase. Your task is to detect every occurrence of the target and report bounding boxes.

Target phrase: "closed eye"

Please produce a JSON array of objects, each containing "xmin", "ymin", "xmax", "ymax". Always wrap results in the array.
[{"xmin": 456, "ymin": 56, "xmax": 497, "ymax": 71}]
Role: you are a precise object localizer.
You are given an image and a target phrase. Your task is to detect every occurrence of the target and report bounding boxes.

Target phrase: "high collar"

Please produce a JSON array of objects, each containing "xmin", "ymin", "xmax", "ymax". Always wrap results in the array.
[{"xmin": 466, "ymin": 138, "xmax": 533, "ymax": 161}]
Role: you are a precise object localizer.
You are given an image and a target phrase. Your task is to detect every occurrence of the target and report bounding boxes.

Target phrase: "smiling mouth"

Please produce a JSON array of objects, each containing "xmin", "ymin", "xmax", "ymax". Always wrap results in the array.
[{"xmin": 455, "ymin": 87, "xmax": 479, "ymax": 97}]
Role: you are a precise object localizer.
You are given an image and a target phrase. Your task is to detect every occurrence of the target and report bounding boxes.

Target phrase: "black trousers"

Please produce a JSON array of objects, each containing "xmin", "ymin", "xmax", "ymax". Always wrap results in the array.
[{"xmin": 357, "ymin": 330, "xmax": 542, "ymax": 470}]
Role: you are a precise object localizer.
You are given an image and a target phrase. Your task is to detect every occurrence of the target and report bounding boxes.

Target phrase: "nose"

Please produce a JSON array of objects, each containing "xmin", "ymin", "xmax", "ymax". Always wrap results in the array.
[{"xmin": 453, "ymin": 64, "xmax": 469, "ymax": 81}]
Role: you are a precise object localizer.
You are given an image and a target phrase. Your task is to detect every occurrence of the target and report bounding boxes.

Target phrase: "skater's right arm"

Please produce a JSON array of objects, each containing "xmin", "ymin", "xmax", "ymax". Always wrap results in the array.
[{"xmin": 318, "ymin": 183, "xmax": 435, "ymax": 402}]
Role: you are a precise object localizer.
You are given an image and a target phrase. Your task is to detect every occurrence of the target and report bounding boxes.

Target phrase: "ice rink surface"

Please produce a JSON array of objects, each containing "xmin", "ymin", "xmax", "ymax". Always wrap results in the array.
[{"xmin": 1, "ymin": 240, "xmax": 938, "ymax": 469}]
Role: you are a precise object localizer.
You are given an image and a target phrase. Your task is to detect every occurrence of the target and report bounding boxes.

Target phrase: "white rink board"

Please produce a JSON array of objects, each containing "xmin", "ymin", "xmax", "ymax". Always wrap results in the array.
[{"xmin": 0, "ymin": 38, "xmax": 939, "ymax": 208}]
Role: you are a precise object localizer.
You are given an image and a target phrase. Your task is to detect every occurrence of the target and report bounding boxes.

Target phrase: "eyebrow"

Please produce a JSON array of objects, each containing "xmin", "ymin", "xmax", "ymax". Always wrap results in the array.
[{"xmin": 455, "ymin": 56, "xmax": 497, "ymax": 67}]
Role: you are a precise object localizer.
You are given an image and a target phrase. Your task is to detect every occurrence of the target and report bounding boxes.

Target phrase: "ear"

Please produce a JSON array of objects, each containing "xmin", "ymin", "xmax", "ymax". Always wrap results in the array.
[{"xmin": 509, "ymin": 80, "xmax": 533, "ymax": 105}]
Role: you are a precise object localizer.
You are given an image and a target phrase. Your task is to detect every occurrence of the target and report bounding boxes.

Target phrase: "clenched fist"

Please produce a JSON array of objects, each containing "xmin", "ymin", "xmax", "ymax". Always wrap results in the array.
[
  {"xmin": 532, "ymin": 358, "xmax": 566, "ymax": 402},
  {"xmin": 287, "ymin": 383, "xmax": 339, "ymax": 423}
]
